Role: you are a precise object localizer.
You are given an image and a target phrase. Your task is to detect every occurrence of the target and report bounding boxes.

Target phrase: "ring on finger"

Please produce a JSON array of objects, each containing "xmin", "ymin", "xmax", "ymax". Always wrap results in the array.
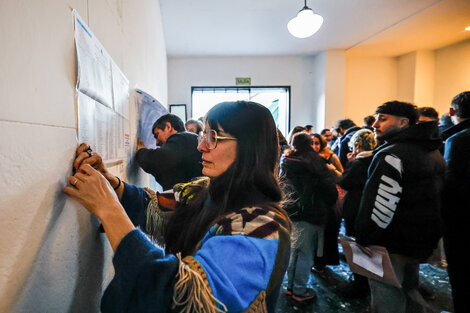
[
  {"xmin": 71, "ymin": 177, "xmax": 79, "ymax": 186},
  {"xmin": 86, "ymin": 148, "xmax": 93, "ymax": 157}
]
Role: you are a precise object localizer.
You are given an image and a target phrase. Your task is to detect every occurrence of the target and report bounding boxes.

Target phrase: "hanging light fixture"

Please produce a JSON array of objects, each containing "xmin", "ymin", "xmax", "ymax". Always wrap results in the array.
[{"xmin": 287, "ymin": 0, "xmax": 323, "ymax": 38}]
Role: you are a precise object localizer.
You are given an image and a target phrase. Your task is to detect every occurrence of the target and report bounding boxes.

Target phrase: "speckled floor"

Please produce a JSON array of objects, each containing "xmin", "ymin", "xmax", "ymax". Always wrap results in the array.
[{"xmin": 275, "ymin": 244, "xmax": 454, "ymax": 313}]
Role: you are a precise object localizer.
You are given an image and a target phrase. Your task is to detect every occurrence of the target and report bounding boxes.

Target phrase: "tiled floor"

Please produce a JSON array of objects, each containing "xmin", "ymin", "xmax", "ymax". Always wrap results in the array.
[{"xmin": 275, "ymin": 248, "xmax": 453, "ymax": 313}]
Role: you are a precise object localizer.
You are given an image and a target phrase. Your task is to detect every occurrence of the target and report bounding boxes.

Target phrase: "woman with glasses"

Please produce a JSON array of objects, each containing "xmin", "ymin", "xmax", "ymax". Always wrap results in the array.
[{"xmin": 64, "ymin": 101, "xmax": 292, "ymax": 313}]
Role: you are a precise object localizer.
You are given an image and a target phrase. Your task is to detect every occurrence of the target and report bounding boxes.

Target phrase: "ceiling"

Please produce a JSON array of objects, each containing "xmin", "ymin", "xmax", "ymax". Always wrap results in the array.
[{"xmin": 159, "ymin": 0, "xmax": 470, "ymax": 57}]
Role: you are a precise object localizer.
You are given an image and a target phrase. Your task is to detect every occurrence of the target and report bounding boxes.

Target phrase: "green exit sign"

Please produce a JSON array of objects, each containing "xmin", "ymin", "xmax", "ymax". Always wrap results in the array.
[{"xmin": 236, "ymin": 77, "xmax": 251, "ymax": 86}]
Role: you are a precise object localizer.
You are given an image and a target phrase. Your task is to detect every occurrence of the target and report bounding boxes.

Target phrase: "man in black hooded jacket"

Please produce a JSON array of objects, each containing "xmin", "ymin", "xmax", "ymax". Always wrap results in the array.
[
  {"xmin": 440, "ymin": 91, "xmax": 470, "ymax": 313},
  {"xmin": 355, "ymin": 101, "xmax": 445, "ymax": 313}
]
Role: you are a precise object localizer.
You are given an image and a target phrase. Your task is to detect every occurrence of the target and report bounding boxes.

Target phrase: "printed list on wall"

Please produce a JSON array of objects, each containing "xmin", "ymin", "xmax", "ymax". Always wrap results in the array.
[{"xmin": 73, "ymin": 9, "xmax": 130, "ymax": 162}]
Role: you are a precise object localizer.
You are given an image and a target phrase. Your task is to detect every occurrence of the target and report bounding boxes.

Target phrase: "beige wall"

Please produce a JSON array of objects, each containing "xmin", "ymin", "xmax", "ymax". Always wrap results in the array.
[
  {"xmin": 345, "ymin": 56, "xmax": 398, "ymax": 127},
  {"xmin": 414, "ymin": 50, "xmax": 435, "ymax": 108},
  {"xmin": 0, "ymin": 1, "xmax": 167, "ymax": 312},
  {"xmin": 345, "ymin": 40, "xmax": 470, "ymax": 124},
  {"xmin": 397, "ymin": 52, "xmax": 417, "ymax": 103},
  {"xmin": 434, "ymin": 38, "xmax": 470, "ymax": 115}
]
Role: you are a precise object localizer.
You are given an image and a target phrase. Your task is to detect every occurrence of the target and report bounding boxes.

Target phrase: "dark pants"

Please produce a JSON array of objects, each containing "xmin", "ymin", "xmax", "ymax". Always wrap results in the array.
[
  {"xmin": 369, "ymin": 254, "xmax": 434, "ymax": 313},
  {"xmin": 443, "ymin": 233, "xmax": 463, "ymax": 313}
]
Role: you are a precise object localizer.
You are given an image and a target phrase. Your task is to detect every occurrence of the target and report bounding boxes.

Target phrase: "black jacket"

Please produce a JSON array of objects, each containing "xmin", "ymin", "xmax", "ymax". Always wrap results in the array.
[
  {"xmin": 355, "ymin": 121, "xmax": 446, "ymax": 259},
  {"xmin": 135, "ymin": 132, "xmax": 202, "ymax": 190},
  {"xmin": 442, "ymin": 119, "xmax": 470, "ymax": 235},
  {"xmin": 281, "ymin": 156, "xmax": 337, "ymax": 225},
  {"xmin": 338, "ymin": 152, "xmax": 373, "ymax": 237}
]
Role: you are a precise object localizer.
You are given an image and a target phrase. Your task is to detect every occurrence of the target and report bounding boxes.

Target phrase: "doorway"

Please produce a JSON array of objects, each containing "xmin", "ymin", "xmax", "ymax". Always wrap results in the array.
[{"xmin": 191, "ymin": 86, "xmax": 290, "ymax": 137}]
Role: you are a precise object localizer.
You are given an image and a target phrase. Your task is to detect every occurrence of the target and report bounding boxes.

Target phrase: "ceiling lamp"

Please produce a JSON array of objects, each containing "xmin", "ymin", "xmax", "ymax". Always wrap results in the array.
[{"xmin": 287, "ymin": 0, "xmax": 323, "ymax": 39}]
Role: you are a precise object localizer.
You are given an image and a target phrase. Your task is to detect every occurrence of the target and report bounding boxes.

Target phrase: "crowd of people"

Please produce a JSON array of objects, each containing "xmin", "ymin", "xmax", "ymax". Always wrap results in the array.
[
  {"xmin": 62, "ymin": 92, "xmax": 469, "ymax": 313},
  {"xmin": 281, "ymin": 93, "xmax": 468, "ymax": 313}
]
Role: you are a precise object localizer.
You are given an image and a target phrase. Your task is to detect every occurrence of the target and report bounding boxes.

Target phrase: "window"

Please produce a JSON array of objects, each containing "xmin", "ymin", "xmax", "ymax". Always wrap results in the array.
[{"xmin": 191, "ymin": 86, "xmax": 290, "ymax": 137}]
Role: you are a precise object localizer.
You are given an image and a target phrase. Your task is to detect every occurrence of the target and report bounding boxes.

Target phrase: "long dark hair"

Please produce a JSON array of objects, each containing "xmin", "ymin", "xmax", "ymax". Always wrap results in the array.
[
  {"xmin": 165, "ymin": 101, "xmax": 286, "ymax": 256},
  {"xmin": 289, "ymin": 132, "xmax": 330, "ymax": 176}
]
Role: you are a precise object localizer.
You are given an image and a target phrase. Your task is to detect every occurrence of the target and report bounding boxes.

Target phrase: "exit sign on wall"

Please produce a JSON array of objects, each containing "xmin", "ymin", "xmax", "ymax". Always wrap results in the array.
[{"xmin": 235, "ymin": 77, "xmax": 251, "ymax": 86}]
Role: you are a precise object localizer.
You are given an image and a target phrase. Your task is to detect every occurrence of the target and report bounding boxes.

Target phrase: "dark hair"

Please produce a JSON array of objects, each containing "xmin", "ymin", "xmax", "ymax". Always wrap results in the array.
[
  {"xmin": 165, "ymin": 101, "xmax": 286, "ymax": 256},
  {"xmin": 451, "ymin": 91, "xmax": 470, "ymax": 119},
  {"xmin": 290, "ymin": 133, "xmax": 330, "ymax": 176},
  {"xmin": 375, "ymin": 101, "xmax": 418, "ymax": 125},
  {"xmin": 417, "ymin": 107, "xmax": 439, "ymax": 120},
  {"xmin": 152, "ymin": 113, "xmax": 185, "ymax": 132},
  {"xmin": 185, "ymin": 119, "xmax": 204, "ymax": 133},
  {"xmin": 439, "ymin": 113, "xmax": 452, "ymax": 125},
  {"xmin": 287, "ymin": 126, "xmax": 306, "ymax": 145},
  {"xmin": 312, "ymin": 133, "xmax": 327, "ymax": 152},
  {"xmin": 305, "ymin": 125, "xmax": 313, "ymax": 131},
  {"xmin": 320, "ymin": 128, "xmax": 331, "ymax": 135},
  {"xmin": 363, "ymin": 115, "xmax": 376, "ymax": 127},
  {"xmin": 334, "ymin": 118, "xmax": 357, "ymax": 131}
]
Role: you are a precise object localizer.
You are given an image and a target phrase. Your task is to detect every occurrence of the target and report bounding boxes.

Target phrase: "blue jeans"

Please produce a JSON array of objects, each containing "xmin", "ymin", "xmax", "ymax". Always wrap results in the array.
[{"xmin": 287, "ymin": 221, "xmax": 324, "ymax": 295}]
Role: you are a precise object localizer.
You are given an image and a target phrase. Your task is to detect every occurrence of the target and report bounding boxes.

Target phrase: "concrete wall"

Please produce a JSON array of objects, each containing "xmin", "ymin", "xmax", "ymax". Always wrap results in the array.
[{"xmin": 0, "ymin": 1, "xmax": 167, "ymax": 312}]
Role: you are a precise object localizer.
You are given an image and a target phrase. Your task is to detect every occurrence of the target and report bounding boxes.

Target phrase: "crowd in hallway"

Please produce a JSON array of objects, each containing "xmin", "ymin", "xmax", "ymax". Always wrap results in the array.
[
  {"xmin": 280, "ymin": 93, "xmax": 467, "ymax": 313},
  {"xmin": 63, "ymin": 92, "xmax": 469, "ymax": 313}
]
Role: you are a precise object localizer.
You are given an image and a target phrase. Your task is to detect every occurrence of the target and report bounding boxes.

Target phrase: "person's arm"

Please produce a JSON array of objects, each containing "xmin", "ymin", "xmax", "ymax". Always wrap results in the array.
[
  {"xmin": 135, "ymin": 139, "xmax": 182, "ymax": 182},
  {"xmin": 355, "ymin": 153, "xmax": 403, "ymax": 246},
  {"xmin": 100, "ymin": 229, "xmax": 179, "ymax": 313},
  {"xmin": 329, "ymin": 153, "xmax": 344, "ymax": 176},
  {"xmin": 73, "ymin": 143, "xmax": 125, "ymax": 199},
  {"xmin": 64, "ymin": 164, "xmax": 134, "ymax": 251}
]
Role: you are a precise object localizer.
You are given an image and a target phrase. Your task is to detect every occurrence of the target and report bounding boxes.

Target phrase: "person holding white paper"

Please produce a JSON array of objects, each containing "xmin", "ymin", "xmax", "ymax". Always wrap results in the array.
[{"xmin": 355, "ymin": 101, "xmax": 445, "ymax": 313}]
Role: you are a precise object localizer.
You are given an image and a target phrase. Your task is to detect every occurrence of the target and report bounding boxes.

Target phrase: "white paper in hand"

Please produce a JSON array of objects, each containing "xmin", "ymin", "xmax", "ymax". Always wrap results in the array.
[{"xmin": 351, "ymin": 244, "xmax": 384, "ymax": 277}]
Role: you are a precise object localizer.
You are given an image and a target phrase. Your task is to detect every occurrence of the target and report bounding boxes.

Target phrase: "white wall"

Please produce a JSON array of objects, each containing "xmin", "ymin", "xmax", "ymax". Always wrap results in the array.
[
  {"xmin": 310, "ymin": 52, "xmax": 327, "ymax": 131},
  {"xmin": 168, "ymin": 56, "xmax": 325, "ymax": 132},
  {"xmin": 0, "ymin": 1, "xmax": 167, "ymax": 312},
  {"xmin": 324, "ymin": 50, "xmax": 347, "ymax": 129}
]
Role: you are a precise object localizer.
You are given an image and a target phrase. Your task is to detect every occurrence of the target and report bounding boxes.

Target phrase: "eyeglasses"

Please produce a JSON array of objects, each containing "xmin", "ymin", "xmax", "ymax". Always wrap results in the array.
[{"xmin": 198, "ymin": 129, "xmax": 236, "ymax": 149}]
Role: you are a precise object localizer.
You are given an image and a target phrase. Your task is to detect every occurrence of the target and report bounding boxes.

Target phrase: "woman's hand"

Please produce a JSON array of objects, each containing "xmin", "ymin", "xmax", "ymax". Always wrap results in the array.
[
  {"xmin": 73, "ymin": 143, "xmax": 123, "ymax": 195},
  {"xmin": 64, "ymin": 164, "xmax": 135, "ymax": 251},
  {"xmin": 73, "ymin": 143, "xmax": 107, "ymax": 175},
  {"xmin": 326, "ymin": 163, "xmax": 336, "ymax": 171},
  {"xmin": 64, "ymin": 164, "xmax": 120, "ymax": 220}
]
